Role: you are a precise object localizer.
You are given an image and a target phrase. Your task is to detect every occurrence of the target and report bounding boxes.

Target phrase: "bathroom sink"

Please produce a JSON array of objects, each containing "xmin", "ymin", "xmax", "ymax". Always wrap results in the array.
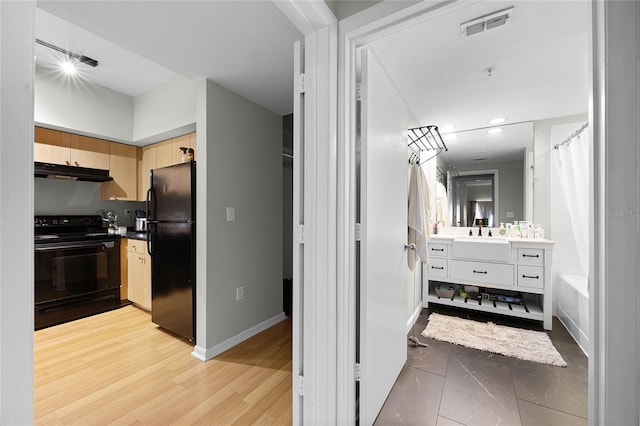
[{"xmin": 452, "ymin": 236, "xmax": 511, "ymax": 261}]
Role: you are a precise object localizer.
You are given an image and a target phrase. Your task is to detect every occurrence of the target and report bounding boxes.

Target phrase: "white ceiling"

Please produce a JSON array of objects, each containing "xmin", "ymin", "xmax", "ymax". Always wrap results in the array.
[
  {"xmin": 369, "ymin": 0, "xmax": 589, "ymax": 166},
  {"xmin": 34, "ymin": 1, "xmax": 588, "ymax": 165},
  {"xmin": 35, "ymin": 1, "xmax": 303, "ymax": 115}
]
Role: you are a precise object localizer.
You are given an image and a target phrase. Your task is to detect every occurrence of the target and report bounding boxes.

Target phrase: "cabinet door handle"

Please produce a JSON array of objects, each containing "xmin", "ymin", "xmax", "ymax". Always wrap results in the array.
[
  {"xmin": 431, "ymin": 266, "xmax": 444, "ymax": 270},
  {"xmin": 473, "ymin": 270, "xmax": 488, "ymax": 274},
  {"xmin": 431, "ymin": 248, "xmax": 444, "ymax": 252},
  {"xmin": 522, "ymin": 254, "xmax": 540, "ymax": 258},
  {"xmin": 522, "ymin": 274, "xmax": 539, "ymax": 279}
]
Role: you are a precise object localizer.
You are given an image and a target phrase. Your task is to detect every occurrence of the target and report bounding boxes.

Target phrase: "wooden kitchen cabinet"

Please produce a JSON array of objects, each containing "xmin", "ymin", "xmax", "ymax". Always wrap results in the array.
[
  {"xmin": 34, "ymin": 127, "xmax": 71, "ymax": 165},
  {"xmin": 138, "ymin": 145, "xmax": 156, "ymax": 201},
  {"xmin": 136, "ymin": 132, "xmax": 196, "ymax": 201},
  {"xmin": 101, "ymin": 142, "xmax": 137, "ymax": 200},
  {"xmin": 69, "ymin": 134, "xmax": 110, "ymax": 169},
  {"xmin": 35, "ymin": 127, "xmax": 110, "ymax": 169},
  {"xmin": 126, "ymin": 239, "xmax": 151, "ymax": 311},
  {"xmin": 155, "ymin": 139, "xmax": 174, "ymax": 169}
]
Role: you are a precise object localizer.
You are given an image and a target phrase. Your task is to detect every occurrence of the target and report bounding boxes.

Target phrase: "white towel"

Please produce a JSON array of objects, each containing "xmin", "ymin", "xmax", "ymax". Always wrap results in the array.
[{"xmin": 408, "ymin": 163, "xmax": 431, "ymax": 270}]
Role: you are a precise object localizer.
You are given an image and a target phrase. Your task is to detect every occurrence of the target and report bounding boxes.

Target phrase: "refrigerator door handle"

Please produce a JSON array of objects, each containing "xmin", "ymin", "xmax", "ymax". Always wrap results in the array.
[
  {"xmin": 146, "ymin": 187, "xmax": 156, "ymax": 221},
  {"xmin": 146, "ymin": 221, "xmax": 155, "ymax": 256}
]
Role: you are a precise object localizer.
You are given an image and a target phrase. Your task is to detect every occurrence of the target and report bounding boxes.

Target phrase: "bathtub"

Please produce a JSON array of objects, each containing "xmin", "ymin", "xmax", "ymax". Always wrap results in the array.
[{"xmin": 556, "ymin": 274, "xmax": 589, "ymax": 356}]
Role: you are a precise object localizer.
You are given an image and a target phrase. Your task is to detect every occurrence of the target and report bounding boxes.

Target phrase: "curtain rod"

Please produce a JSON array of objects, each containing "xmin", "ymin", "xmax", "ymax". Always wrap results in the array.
[{"xmin": 553, "ymin": 122, "xmax": 589, "ymax": 150}]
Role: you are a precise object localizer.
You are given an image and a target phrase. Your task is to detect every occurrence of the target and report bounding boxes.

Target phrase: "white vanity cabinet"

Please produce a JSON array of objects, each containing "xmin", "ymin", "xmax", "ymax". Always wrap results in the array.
[{"xmin": 423, "ymin": 236, "xmax": 554, "ymax": 330}]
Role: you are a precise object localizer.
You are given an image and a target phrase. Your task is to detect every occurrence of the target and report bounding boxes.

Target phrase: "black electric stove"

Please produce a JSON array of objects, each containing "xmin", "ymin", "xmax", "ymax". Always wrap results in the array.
[{"xmin": 34, "ymin": 215, "xmax": 122, "ymax": 329}]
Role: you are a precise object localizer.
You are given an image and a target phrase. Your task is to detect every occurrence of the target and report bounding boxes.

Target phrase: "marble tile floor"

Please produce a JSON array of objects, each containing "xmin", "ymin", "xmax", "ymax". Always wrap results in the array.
[{"xmin": 375, "ymin": 305, "xmax": 588, "ymax": 426}]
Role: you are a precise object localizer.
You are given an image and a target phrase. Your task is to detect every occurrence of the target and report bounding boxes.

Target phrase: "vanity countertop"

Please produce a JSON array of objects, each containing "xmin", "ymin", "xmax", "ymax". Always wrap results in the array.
[{"xmin": 429, "ymin": 234, "xmax": 554, "ymax": 245}]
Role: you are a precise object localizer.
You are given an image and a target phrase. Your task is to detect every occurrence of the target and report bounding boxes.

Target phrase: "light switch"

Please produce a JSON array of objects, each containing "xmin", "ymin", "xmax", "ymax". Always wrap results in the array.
[{"xmin": 226, "ymin": 207, "xmax": 235, "ymax": 222}]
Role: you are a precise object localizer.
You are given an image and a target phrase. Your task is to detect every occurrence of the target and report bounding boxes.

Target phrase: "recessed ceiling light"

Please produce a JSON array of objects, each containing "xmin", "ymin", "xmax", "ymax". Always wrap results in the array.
[
  {"xmin": 488, "ymin": 117, "xmax": 506, "ymax": 125},
  {"xmin": 488, "ymin": 127, "xmax": 503, "ymax": 134}
]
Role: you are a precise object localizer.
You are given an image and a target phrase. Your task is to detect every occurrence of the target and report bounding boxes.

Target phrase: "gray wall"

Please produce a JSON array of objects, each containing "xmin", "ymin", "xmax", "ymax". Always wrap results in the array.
[
  {"xmin": 34, "ymin": 179, "xmax": 144, "ymax": 226},
  {"xmin": 197, "ymin": 79, "xmax": 283, "ymax": 350},
  {"xmin": 34, "ymin": 65, "xmax": 133, "ymax": 143},
  {"xmin": 133, "ymin": 74, "xmax": 197, "ymax": 144}
]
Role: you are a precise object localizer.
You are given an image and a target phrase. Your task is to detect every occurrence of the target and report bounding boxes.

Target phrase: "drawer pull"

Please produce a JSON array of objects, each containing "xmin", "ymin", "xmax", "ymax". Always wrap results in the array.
[
  {"xmin": 431, "ymin": 266, "xmax": 444, "ymax": 270},
  {"xmin": 522, "ymin": 274, "xmax": 540, "ymax": 279},
  {"xmin": 522, "ymin": 254, "xmax": 540, "ymax": 258},
  {"xmin": 473, "ymin": 270, "xmax": 488, "ymax": 274},
  {"xmin": 431, "ymin": 248, "xmax": 444, "ymax": 252}
]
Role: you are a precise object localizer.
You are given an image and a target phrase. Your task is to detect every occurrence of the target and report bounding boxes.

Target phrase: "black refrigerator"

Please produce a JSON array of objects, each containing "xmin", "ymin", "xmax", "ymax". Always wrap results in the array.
[{"xmin": 146, "ymin": 161, "xmax": 195, "ymax": 341}]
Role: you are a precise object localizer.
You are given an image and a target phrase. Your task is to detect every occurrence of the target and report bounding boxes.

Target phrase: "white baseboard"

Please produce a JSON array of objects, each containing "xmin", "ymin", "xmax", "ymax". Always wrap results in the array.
[
  {"xmin": 407, "ymin": 302, "xmax": 423, "ymax": 333},
  {"xmin": 191, "ymin": 312, "xmax": 287, "ymax": 362}
]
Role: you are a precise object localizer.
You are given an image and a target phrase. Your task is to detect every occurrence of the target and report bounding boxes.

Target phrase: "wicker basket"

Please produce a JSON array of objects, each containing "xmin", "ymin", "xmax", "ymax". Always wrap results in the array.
[{"xmin": 434, "ymin": 286, "xmax": 455, "ymax": 299}]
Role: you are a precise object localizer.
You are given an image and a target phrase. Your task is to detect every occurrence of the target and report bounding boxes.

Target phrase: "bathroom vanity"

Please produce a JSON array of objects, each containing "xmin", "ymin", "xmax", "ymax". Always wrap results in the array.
[{"xmin": 424, "ymin": 235, "xmax": 554, "ymax": 329}]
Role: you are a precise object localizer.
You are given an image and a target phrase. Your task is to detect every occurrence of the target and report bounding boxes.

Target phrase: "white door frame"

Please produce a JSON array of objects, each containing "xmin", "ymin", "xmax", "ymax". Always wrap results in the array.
[{"xmin": 336, "ymin": 1, "xmax": 640, "ymax": 425}]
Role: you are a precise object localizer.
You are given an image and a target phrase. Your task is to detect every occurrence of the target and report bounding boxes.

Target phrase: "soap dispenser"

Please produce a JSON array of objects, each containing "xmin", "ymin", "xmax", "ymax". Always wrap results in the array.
[{"xmin": 498, "ymin": 222, "xmax": 506, "ymax": 237}]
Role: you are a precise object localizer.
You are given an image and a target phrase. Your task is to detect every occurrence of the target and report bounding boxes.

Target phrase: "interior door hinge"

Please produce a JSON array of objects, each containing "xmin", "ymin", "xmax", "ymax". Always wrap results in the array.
[
  {"xmin": 295, "ymin": 375, "xmax": 304, "ymax": 396},
  {"xmin": 297, "ymin": 73, "xmax": 306, "ymax": 94},
  {"xmin": 355, "ymin": 223, "xmax": 362, "ymax": 242},
  {"xmin": 356, "ymin": 83, "xmax": 362, "ymax": 101},
  {"xmin": 297, "ymin": 224, "xmax": 305, "ymax": 244},
  {"xmin": 355, "ymin": 363, "xmax": 362, "ymax": 382}
]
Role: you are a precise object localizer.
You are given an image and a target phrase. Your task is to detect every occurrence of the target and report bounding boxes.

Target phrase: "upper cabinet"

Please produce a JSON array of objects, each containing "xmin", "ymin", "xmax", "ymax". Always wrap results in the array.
[
  {"xmin": 69, "ymin": 134, "xmax": 110, "ymax": 169},
  {"xmin": 137, "ymin": 132, "xmax": 196, "ymax": 201},
  {"xmin": 101, "ymin": 142, "xmax": 137, "ymax": 200},
  {"xmin": 35, "ymin": 127, "xmax": 110, "ymax": 169},
  {"xmin": 35, "ymin": 126, "xmax": 195, "ymax": 202}
]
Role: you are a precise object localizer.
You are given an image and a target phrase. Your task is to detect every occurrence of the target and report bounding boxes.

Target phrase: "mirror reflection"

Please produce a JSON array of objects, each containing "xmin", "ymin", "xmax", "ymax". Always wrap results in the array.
[{"xmin": 438, "ymin": 121, "xmax": 533, "ymax": 227}]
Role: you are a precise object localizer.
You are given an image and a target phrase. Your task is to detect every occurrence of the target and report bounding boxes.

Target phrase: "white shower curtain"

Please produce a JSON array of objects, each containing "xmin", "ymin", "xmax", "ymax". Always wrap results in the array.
[{"xmin": 554, "ymin": 128, "xmax": 589, "ymax": 275}]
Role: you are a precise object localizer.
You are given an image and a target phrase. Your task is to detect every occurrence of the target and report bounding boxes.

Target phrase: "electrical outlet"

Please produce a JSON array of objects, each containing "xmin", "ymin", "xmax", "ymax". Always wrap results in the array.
[
  {"xmin": 124, "ymin": 209, "xmax": 131, "ymax": 218},
  {"xmin": 236, "ymin": 286, "xmax": 244, "ymax": 301}
]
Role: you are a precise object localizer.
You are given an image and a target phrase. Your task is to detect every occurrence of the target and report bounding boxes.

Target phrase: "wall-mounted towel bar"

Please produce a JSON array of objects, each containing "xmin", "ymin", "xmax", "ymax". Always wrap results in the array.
[{"xmin": 407, "ymin": 125, "xmax": 448, "ymax": 164}]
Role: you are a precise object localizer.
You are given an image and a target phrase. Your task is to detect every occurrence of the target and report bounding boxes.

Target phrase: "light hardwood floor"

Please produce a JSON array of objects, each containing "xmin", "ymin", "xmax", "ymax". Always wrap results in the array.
[{"xmin": 34, "ymin": 305, "xmax": 292, "ymax": 425}]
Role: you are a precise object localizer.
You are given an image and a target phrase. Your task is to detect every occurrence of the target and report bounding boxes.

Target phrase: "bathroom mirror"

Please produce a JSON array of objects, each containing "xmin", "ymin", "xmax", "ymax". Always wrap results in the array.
[{"xmin": 440, "ymin": 121, "xmax": 534, "ymax": 227}]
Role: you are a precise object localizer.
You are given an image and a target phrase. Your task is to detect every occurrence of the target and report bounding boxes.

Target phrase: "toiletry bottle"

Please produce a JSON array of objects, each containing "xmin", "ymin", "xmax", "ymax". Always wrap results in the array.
[
  {"xmin": 433, "ymin": 222, "xmax": 438, "ymax": 235},
  {"xmin": 513, "ymin": 221, "xmax": 521, "ymax": 238},
  {"xmin": 527, "ymin": 223, "xmax": 534, "ymax": 238},
  {"xmin": 498, "ymin": 222, "xmax": 506, "ymax": 237},
  {"xmin": 506, "ymin": 223, "xmax": 512, "ymax": 237},
  {"xmin": 535, "ymin": 224, "xmax": 545, "ymax": 239}
]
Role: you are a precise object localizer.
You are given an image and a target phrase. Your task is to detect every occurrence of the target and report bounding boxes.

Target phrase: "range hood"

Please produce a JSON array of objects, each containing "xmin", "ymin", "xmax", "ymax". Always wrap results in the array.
[{"xmin": 34, "ymin": 162, "xmax": 113, "ymax": 182}]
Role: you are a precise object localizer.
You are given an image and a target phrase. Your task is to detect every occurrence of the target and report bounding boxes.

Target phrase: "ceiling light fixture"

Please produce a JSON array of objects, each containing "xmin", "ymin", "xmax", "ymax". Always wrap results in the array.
[
  {"xmin": 439, "ymin": 124, "xmax": 456, "ymax": 134},
  {"xmin": 489, "ymin": 117, "xmax": 506, "ymax": 125},
  {"xmin": 35, "ymin": 38, "xmax": 99, "ymax": 68},
  {"xmin": 488, "ymin": 127, "xmax": 504, "ymax": 134},
  {"xmin": 60, "ymin": 58, "xmax": 78, "ymax": 75}
]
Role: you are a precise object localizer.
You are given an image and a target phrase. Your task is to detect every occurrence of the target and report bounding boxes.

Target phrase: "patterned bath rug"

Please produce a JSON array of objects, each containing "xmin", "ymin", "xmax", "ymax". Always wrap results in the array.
[{"xmin": 421, "ymin": 313, "xmax": 567, "ymax": 367}]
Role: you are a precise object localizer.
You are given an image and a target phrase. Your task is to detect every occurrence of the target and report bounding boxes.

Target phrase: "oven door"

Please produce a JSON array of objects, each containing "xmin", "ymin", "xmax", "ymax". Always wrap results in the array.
[{"xmin": 34, "ymin": 239, "xmax": 121, "ymax": 329}]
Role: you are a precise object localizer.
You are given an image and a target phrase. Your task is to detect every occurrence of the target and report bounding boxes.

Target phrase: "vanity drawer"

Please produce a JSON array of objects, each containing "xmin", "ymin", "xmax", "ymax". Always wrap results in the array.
[
  {"xmin": 517, "ymin": 248, "xmax": 544, "ymax": 265},
  {"xmin": 449, "ymin": 260, "xmax": 513, "ymax": 286},
  {"xmin": 428, "ymin": 243, "xmax": 449, "ymax": 257},
  {"xmin": 427, "ymin": 258, "xmax": 448, "ymax": 278},
  {"xmin": 517, "ymin": 265, "xmax": 544, "ymax": 289}
]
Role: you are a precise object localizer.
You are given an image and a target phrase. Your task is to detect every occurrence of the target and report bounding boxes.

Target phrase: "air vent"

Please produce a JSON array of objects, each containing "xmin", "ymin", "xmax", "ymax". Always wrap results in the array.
[{"xmin": 461, "ymin": 7, "xmax": 514, "ymax": 37}]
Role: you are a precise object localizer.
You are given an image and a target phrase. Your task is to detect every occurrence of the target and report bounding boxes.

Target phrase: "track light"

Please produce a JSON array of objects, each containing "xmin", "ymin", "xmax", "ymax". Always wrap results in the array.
[{"xmin": 35, "ymin": 38, "xmax": 99, "ymax": 68}]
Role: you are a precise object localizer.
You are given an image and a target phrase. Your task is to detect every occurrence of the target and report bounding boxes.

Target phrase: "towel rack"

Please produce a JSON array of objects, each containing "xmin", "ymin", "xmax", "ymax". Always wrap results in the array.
[{"xmin": 407, "ymin": 125, "xmax": 448, "ymax": 164}]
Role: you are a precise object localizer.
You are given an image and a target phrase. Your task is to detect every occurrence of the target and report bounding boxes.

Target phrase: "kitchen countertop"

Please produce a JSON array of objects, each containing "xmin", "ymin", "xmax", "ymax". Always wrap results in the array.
[{"xmin": 125, "ymin": 231, "xmax": 148, "ymax": 240}]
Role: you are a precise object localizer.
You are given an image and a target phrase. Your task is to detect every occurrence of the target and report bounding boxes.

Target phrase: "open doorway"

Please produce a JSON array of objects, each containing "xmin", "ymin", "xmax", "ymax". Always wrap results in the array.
[{"xmin": 348, "ymin": 1, "xmax": 590, "ymax": 423}]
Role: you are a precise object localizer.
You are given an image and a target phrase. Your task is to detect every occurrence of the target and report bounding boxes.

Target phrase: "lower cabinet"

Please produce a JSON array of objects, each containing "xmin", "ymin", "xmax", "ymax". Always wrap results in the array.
[{"xmin": 126, "ymin": 239, "xmax": 151, "ymax": 311}]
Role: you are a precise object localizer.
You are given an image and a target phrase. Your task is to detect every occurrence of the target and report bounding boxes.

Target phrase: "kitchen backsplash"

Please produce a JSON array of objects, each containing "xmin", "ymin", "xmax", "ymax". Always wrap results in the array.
[{"xmin": 34, "ymin": 178, "xmax": 145, "ymax": 228}]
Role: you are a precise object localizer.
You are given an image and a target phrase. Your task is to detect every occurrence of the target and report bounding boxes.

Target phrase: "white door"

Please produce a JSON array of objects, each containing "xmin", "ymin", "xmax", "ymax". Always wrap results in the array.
[{"xmin": 359, "ymin": 48, "xmax": 409, "ymax": 425}]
